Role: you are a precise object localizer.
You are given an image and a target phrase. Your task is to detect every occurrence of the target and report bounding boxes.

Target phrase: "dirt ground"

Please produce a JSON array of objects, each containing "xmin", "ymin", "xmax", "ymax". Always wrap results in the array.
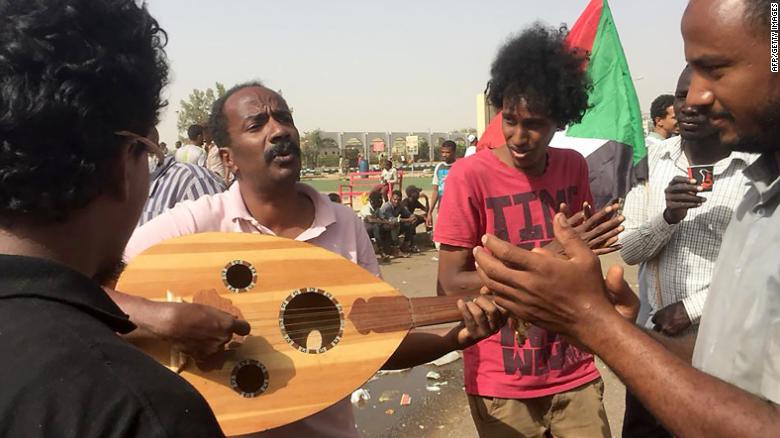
[{"xmin": 352, "ymin": 242, "xmax": 639, "ymax": 438}]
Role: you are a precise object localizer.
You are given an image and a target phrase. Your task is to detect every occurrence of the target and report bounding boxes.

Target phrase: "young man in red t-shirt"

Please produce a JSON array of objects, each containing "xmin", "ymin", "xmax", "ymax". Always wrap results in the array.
[{"xmin": 435, "ymin": 24, "xmax": 611, "ymax": 437}]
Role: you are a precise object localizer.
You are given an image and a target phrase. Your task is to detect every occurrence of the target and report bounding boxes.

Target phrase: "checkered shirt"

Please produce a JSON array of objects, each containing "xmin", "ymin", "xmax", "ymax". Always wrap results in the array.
[{"xmin": 619, "ymin": 136, "xmax": 756, "ymax": 325}]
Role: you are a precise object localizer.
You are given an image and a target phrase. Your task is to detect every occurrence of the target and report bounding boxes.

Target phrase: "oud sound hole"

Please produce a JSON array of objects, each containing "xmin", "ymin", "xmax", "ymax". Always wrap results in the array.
[
  {"xmin": 222, "ymin": 260, "xmax": 256, "ymax": 293},
  {"xmin": 230, "ymin": 360, "xmax": 268, "ymax": 398},
  {"xmin": 279, "ymin": 288, "xmax": 344, "ymax": 354}
]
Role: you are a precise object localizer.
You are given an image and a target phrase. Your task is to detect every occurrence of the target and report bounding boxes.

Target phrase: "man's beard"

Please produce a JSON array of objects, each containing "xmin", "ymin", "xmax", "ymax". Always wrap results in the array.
[
  {"xmin": 728, "ymin": 102, "xmax": 780, "ymax": 154},
  {"xmin": 93, "ymin": 259, "xmax": 126, "ymax": 287}
]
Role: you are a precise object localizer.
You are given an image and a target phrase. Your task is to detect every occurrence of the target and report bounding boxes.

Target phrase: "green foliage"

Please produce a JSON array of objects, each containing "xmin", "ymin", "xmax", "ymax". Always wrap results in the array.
[
  {"xmin": 417, "ymin": 138, "xmax": 430, "ymax": 161},
  {"xmin": 319, "ymin": 154, "xmax": 340, "ymax": 167},
  {"xmin": 301, "ymin": 129, "xmax": 324, "ymax": 168},
  {"xmin": 177, "ymin": 83, "xmax": 226, "ymax": 140}
]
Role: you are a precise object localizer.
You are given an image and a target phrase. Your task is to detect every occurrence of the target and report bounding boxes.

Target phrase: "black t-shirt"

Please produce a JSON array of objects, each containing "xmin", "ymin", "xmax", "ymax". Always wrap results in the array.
[
  {"xmin": 400, "ymin": 198, "xmax": 426, "ymax": 216},
  {"xmin": 0, "ymin": 255, "xmax": 224, "ymax": 438}
]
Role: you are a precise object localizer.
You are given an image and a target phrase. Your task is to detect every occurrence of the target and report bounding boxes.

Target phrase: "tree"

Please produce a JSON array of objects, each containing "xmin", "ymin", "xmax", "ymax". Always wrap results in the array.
[
  {"xmin": 301, "ymin": 129, "xmax": 324, "ymax": 168},
  {"xmin": 417, "ymin": 138, "xmax": 430, "ymax": 162},
  {"xmin": 177, "ymin": 83, "xmax": 226, "ymax": 140}
]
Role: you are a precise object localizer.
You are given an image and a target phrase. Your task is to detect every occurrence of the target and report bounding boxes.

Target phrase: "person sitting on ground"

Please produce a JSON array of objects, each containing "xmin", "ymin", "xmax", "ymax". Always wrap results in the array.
[
  {"xmin": 358, "ymin": 190, "xmax": 395, "ymax": 259},
  {"xmin": 379, "ymin": 190, "xmax": 418, "ymax": 255},
  {"xmin": 399, "ymin": 185, "xmax": 429, "ymax": 252}
]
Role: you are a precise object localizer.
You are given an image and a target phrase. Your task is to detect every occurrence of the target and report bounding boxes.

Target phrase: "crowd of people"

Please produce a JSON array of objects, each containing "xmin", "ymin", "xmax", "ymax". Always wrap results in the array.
[{"xmin": 1, "ymin": 0, "xmax": 779, "ymax": 438}]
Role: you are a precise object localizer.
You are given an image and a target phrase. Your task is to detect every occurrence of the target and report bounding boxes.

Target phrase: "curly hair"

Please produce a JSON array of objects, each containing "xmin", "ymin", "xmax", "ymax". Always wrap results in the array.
[
  {"xmin": 650, "ymin": 94, "xmax": 675, "ymax": 126},
  {"xmin": 208, "ymin": 81, "xmax": 265, "ymax": 148},
  {"xmin": 0, "ymin": 0, "xmax": 168, "ymax": 224},
  {"xmin": 488, "ymin": 23, "xmax": 591, "ymax": 126}
]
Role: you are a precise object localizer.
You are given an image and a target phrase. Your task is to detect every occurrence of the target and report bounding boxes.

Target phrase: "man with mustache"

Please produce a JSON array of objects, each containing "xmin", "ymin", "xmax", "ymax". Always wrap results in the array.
[
  {"xmin": 474, "ymin": 0, "xmax": 780, "ymax": 436},
  {"xmin": 125, "ymin": 82, "xmax": 503, "ymax": 437},
  {"xmin": 618, "ymin": 65, "xmax": 755, "ymax": 437}
]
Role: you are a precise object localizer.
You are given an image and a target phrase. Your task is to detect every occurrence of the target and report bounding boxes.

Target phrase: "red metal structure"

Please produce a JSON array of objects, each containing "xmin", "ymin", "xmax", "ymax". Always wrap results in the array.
[{"xmin": 338, "ymin": 171, "xmax": 404, "ymax": 207}]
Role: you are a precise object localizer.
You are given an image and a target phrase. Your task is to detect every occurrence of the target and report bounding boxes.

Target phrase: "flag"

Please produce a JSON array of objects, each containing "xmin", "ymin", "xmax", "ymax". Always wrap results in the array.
[{"xmin": 478, "ymin": 0, "xmax": 645, "ymax": 208}]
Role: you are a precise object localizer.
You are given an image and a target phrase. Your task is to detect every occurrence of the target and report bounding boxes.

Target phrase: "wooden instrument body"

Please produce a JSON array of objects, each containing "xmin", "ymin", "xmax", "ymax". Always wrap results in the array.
[{"xmin": 117, "ymin": 233, "xmax": 409, "ymax": 436}]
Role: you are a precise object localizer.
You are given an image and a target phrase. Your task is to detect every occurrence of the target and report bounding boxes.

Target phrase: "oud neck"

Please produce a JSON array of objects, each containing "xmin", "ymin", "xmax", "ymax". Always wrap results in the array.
[
  {"xmin": 347, "ymin": 293, "xmax": 481, "ymax": 334},
  {"xmin": 407, "ymin": 294, "xmax": 479, "ymax": 328}
]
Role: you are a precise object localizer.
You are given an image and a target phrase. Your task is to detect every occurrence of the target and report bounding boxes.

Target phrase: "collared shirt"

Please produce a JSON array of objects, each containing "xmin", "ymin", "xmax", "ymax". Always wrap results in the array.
[
  {"xmin": 692, "ymin": 153, "xmax": 780, "ymax": 403},
  {"xmin": 126, "ymin": 181, "xmax": 378, "ymax": 438},
  {"xmin": 205, "ymin": 144, "xmax": 226, "ymax": 178},
  {"xmin": 619, "ymin": 136, "xmax": 755, "ymax": 325},
  {"xmin": 0, "ymin": 255, "xmax": 223, "ymax": 438},
  {"xmin": 400, "ymin": 198, "xmax": 426, "ymax": 214},
  {"xmin": 140, "ymin": 156, "xmax": 225, "ymax": 226},
  {"xmin": 175, "ymin": 144, "xmax": 207, "ymax": 166},
  {"xmin": 378, "ymin": 201, "xmax": 411, "ymax": 220},
  {"xmin": 645, "ymin": 131, "xmax": 667, "ymax": 150}
]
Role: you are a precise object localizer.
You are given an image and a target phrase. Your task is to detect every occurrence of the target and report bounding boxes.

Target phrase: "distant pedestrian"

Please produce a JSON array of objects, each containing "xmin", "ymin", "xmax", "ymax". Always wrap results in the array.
[
  {"xmin": 175, "ymin": 124, "xmax": 207, "ymax": 166},
  {"xmin": 426, "ymin": 140, "xmax": 457, "ymax": 234},
  {"xmin": 464, "ymin": 134, "xmax": 478, "ymax": 157},
  {"xmin": 380, "ymin": 159, "xmax": 398, "ymax": 202}
]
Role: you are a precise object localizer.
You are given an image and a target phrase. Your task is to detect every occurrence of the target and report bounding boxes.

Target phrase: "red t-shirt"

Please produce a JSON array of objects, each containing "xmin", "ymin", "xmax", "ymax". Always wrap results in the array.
[{"xmin": 434, "ymin": 147, "xmax": 600, "ymax": 399}]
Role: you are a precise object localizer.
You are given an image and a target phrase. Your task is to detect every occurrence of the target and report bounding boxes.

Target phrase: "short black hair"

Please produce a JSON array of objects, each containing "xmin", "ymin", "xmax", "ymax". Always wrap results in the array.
[
  {"xmin": 391, "ymin": 190, "xmax": 403, "ymax": 198},
  {"xmin": 369, "ymin": 190, "xmax": 383, "ymax": 203},
  {"xmin": 187, "ymin": 124, "xmax": 204, "ymax": 141},
  {"xmin": 0, "ymin": 0, "xmax": 168, "ymax": 224},
  {"xmin": 208, "ymin": 81, "xmax": 265, "ymax": 148},
  {"xmin": 650, "ymin": 94, "xmax": 675, "ymax": 125},
  {"xmin": 327, "ymin": 193, "xmax": 341, "ymax": 203},
  {"xmin": 405, "ymin": 185, "xmax": 421, "ymax": 197},
  {"xmin": 488, "ymin": 23, "xmax": 591, "ymax": 126},
  {"xmin": 441, "ymin": 140, "xmax": 457, "ymax": 151}
]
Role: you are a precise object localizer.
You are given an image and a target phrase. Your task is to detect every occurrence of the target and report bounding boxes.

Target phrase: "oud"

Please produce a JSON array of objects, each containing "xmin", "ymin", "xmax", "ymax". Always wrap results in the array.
[{"xmin": 117, "ymin": 232, "xmax": 471, "ymax": 436}]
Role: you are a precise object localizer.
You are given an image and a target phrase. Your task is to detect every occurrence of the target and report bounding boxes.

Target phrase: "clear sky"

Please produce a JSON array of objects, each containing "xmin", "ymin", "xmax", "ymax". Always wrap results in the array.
[{"xmin": 146, "ymin": 0, "xmax": 688, "ymax": 144}]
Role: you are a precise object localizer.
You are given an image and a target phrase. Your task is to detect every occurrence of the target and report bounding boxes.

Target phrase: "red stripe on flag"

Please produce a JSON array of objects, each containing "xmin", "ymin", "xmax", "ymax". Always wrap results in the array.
[{"xmin": 565, "ymin": 0, "xmax": 603, "ymax": 53}]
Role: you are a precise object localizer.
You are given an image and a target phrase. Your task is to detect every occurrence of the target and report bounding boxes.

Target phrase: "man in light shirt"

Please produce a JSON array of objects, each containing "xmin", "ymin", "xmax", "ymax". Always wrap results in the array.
[
  {"xmin": 174, "ymin": 124, "xmax": 207, "ymax": 166},
  {"xmin": 126, "ymin": 81, "xmax": 503, "ymax": 437},
  {"xmin": 379, "ymin": 159, "xmax": 398, "ymax": 202},
  {"xmin": 618, "ymin": 65, "xmax": 755, "ymax": 438},
  {"xmin": 646, "ymin": 94, "xmax": 678, "ymax": 150},
  {"xmin": 464, "ymin": 133, "xmax": 478, "ymax": 157}
]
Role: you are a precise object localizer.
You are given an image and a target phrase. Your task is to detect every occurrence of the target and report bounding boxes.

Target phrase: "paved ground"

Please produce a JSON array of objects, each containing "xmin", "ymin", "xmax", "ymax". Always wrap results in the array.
[{"xmin": 352, "ymin": 243, "xmax": 639, "ymax": 437}]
